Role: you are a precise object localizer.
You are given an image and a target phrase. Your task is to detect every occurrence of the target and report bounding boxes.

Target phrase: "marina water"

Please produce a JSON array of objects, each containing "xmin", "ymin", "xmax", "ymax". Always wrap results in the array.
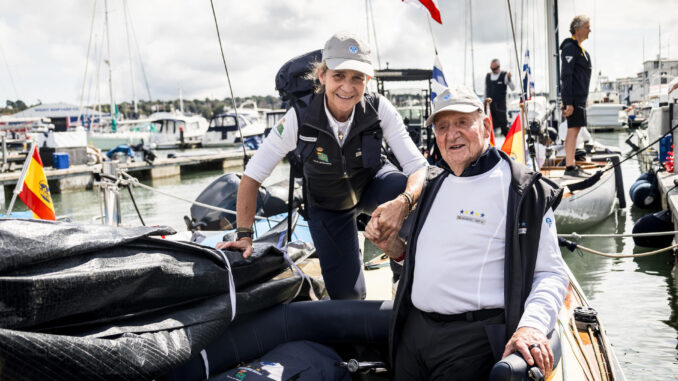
[{"xmin": 3, "ymin": 131, "xmax": 676, "ymax": 378}]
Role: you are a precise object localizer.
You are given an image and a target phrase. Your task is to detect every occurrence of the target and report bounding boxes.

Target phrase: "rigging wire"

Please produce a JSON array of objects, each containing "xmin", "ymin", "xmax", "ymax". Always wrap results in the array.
[
  {"xmin": 0, "ymin": 41, "xmax": 20, "ymax": 102},
  {"xmin": 122, "ymin": 0, "xmax": 138, "ymax": 115},
  {"xmin": 367, "ymin": 0, "xmax": 382, "ymax": 69},
  {"xmin": 78, "ymin": 0, "xmax": 98, "ymax": 128},
  {"xmin": 128, "ymin": 5, "xmax": 153, "ymax": 105},
  {"xmin": 469, "ymin": 0, "xmax": 476, "ymax": 93},
  {"xmin": 209, "ymin": 0, "xmax": 248, "ymax": 165}
]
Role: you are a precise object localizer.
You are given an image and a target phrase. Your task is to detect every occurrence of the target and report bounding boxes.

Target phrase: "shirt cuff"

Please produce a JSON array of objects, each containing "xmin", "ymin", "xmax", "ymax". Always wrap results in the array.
[{"xmin": 516, "ymin": 320, "xmax": 549, "ymax": 336}]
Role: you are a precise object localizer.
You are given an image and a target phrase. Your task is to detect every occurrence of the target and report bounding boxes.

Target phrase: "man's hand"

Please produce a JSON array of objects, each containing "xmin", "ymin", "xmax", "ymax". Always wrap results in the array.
[
  {"xmin": 364, "ymin": 217, "xmax": 406, "ymax": 259},
  {"xmin": 216, "ymin": 237, "xmax": 254, "ymax": 258},
  {"xmin": 502, "ymin": 327, "xmax": 554, "ymax": 378},
  {"xmin": 369, "ymin": 196, "xmax": 409, "ymax": 244},
  {"xmin": 507, "ymin": 72, "xmax": 512, "ymax": 80},
  {"xmin": 562, "ymin": 105, "xmax": 574, "ymax": 117}
]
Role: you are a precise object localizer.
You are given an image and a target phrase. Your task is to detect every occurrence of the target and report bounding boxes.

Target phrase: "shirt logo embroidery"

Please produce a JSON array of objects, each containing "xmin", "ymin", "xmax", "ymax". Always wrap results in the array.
[
  {"xmin": 545, "ymin": 217, "xmax": 552, "ymax": 228},
  {"xmin": 565, "ymin": 56, "xmax": 573, "ymax": 63},
  {"xmin": 316, "ymin": 147, "xmax": 329, "ymax": 163},
  {"xmin": 518, "ymin": 221, "xmax": 527, "ymax": 235},
  {"xmin": 275, "ymin": 118, "xmax": 286, "ymax": 136},
  {"xmin": 457, "ymin": 209, "xmax": 486, "ymax": 224}
]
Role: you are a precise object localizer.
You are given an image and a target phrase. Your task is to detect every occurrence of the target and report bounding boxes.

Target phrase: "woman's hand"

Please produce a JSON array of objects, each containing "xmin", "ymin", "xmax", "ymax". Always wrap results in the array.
[{"xmin": 216, "ymin": 237, "xmax": 254, "ymax": 258}]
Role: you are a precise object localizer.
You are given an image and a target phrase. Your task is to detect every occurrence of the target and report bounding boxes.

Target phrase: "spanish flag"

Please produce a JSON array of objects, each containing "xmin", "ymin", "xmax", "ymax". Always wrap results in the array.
[
  {"xmin": 17, "ymin": 146, "xmax": 56, "ymax": 220},
  {"xmin": 487, "ymin": 110, "xmax": 496, "ymax": 147},
  {"xmin": 500, "ymin": 114, "xmax": 524, "ymax": 163}
]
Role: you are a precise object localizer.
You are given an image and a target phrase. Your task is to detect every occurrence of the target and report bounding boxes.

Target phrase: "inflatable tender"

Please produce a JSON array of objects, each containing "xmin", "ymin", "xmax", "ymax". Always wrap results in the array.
[{"xmin": 0, "ymin": 217, "xmax": 318, "ymax": 380}]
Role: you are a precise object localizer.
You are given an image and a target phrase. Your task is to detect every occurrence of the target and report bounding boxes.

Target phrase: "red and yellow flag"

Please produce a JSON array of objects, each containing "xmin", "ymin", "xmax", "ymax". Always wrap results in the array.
[
  {"xmin": 18, "ymin": 148, "xmax": 56, "ymax": 220},
  {"xmin": 487, "ymin": 110, "xmax": 496, "ymax": 147},
  {"xmin": 500, "ymin": 114, "xmax": 524, "ymax": 163}
]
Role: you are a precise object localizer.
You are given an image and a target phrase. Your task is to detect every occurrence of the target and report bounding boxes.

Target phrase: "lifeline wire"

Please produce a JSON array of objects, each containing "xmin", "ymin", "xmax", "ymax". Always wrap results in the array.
[{"xmin": 559, "ymin": 230, "xmax": 678, "ymax": 239}]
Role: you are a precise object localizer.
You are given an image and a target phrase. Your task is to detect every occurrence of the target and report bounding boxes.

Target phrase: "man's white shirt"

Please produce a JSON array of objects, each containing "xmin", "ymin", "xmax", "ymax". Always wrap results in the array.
[
  {"xmin": 411, "ymin": 159, "xmax": 568, "ymax": 335},
  {"xmin": 490, "ymin": 71, "xmax": 516, "ymax": 91},
  {"xmin": 244, "ymin": 96, "xmax": 427, "ymax": 183}
]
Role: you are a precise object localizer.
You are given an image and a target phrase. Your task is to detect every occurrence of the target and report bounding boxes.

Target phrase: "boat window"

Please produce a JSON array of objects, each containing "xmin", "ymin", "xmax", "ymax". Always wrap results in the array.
[
  {"xmin": 238, "ymin": 116, "xmax": 248, "ymax": 126},
  {"xmin": 152, "ymin": 121, "xmax": 163, "ymax": 133},
  {"xmin": 210, "ymin": 117, "xmax": 220, "ymax": 127},
  {"xmin": 189, "ymin": 122, "xmax": 199, "ymax": 130}
]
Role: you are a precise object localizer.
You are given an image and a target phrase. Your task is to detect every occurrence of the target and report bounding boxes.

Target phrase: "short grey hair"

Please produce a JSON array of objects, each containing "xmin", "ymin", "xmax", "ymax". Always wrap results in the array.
[
  {"xmin": 570, "ymin": 15, "xmax": 590, "ymax": 35},
  {"xmin": 491, "ymin": 58, "xmax": 500, "ymax": 66},
  {"xmin": 305, "ymin": 61, "xmax": 328, "ymax": 94}
]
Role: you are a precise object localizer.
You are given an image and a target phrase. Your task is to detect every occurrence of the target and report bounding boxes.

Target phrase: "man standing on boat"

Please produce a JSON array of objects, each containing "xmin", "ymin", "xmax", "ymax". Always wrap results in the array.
[
  {"xmin": 561, "ymin": 15, "xmax": 592, "ymax": 177},
  {"xmin": 217, "ymin": 32, "xmax": 427, "ymax": 300},
  {"xmin": 484, "ymin": 59, "xmax": 515, "ymax": 136},
  {"xmin": 365, "ymin": 84, "xmax": 568, "ymax": 380}
]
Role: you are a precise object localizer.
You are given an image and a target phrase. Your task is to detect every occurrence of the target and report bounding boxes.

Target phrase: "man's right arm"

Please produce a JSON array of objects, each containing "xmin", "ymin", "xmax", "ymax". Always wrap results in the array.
[{"xmin": 560, "ymin": 43, "xmax": 576, "ymax": 106}]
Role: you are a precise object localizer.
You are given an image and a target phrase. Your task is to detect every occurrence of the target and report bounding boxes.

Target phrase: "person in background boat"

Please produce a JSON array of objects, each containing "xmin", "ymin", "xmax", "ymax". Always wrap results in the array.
[
  {"xmin": 484, "ymin": 59, "xmax": 516, "ymax": 136},
  {"xmin": 216, "ymin": 32, "xmax": 428, "ymax": 300},
  {"xmin": 560, "ymin": 15, "xmax": 592, "ymax": 177},
  {"xmin": 365, "ymin": 84, "xmax": 568, "ymax": 380}
]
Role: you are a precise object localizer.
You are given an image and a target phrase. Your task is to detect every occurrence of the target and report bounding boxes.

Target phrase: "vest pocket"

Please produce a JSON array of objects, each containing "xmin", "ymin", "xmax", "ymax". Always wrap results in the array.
[{"xmin": 361, "ymin": 129, "xmax": 383, "ymax": 168}]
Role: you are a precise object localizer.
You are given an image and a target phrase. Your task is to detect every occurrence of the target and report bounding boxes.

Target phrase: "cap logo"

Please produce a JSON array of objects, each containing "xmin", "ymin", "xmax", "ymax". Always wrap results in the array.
[{"xmin": 348, "ymin": 45, "xmax": 359, "ymax": 54}]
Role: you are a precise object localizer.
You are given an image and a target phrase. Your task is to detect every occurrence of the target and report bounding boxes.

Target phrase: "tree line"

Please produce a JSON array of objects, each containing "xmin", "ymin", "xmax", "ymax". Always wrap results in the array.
[{"xmin": 0, "ymin": 96, "xmax": 282, "ymax": 119}]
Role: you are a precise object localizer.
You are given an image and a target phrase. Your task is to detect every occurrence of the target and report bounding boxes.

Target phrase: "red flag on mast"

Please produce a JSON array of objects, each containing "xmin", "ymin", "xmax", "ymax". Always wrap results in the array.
[{"xmin": 401, "ymin": 0, "xmax": 442, "ymax": 24}]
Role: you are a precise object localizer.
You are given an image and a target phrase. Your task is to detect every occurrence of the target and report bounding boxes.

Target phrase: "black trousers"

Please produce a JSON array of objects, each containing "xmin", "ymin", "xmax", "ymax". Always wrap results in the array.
[
  {"xmin": 394, "ymin": 307, "xmax": 504, "ymax": 381},
  {"xmin": 489, "ymin": 103, "xmax": 508, "ymax": 136}
]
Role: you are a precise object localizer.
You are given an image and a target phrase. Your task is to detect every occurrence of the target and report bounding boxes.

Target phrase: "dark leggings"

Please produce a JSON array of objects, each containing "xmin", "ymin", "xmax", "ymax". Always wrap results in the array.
[{"xmin": 307, "ymin": 163, "xmax": 407, "ymax": 300}]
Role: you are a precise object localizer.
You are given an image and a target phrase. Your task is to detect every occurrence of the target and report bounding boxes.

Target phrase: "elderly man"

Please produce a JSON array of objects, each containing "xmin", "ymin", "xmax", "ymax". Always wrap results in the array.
[{"xmin": 365, "ymin": 85, "xmax": 569, "ymax": 380}]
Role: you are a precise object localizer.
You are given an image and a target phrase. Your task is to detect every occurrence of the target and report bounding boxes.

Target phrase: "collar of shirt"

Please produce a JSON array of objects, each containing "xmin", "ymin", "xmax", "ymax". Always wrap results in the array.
[
  {"xmin": 438, "ymin": 146, "xmax": 502, "ymax": 177},
  {"xmin": 572, "ymin": 36, "xmax": 587, "ymax": 55},
  {"xmin": 323, "ymin": 95, "xmax": 355, "ymax": 137}
]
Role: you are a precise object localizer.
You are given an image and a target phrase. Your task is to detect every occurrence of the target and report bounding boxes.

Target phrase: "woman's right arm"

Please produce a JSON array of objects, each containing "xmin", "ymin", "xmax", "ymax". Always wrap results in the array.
[{"xmin": 215, "ymin": 108, "xmax": 299, "ymax": 256}]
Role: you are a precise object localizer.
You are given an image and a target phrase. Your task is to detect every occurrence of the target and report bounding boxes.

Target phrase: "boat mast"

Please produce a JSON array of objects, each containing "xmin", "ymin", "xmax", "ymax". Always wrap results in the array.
[
  {"xmin": 104, "ymin": 0, "xmax": 116, "ymax": 130},
  {"xmin": 545, "ymin": 0, "xmax": 561, "ymax": 123},
  {"xmin": 469, "ymin": 0, "xmax": 476, "ymax": 93},
  {"xmin": 123, "ymin": 0, "xmax": 138, "ymax": 116}
]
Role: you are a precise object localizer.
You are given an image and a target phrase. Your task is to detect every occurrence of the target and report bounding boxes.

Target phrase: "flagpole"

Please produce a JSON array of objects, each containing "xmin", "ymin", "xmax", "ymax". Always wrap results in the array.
[
  {"xmin": 6, "ymin": 143, "xmax": 36, "ymax": 216},
  {"xmin": 425, "ymin": 15, "xmax": 438, "ymax": 55}
]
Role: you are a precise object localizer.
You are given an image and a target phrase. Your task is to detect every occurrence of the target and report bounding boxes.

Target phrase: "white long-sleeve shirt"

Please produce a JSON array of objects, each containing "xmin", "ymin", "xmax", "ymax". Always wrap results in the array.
[
  {"xmin": 244, "ymin": 96, "xmax": 427, "ymax": 183},
  {"xmin": 411, "ymin": 159, "xmax": 568, "ymax": 335}
]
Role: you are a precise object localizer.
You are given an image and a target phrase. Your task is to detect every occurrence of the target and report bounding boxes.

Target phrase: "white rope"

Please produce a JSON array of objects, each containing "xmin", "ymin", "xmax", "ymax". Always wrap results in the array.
[
  {"xmin": 215, "ymin": 248, "xmax": 237, "ymax": 321},
  {"xmin": 281, "ymin": 246, "xmax": 319, "ymax": 302},
  {"xmin": 574, "ymin": 242, "xmax": 678, "ymax": 259},
  {"xmin": 560, "ymin": 230, "xmax": 678, "ymax": 239}
]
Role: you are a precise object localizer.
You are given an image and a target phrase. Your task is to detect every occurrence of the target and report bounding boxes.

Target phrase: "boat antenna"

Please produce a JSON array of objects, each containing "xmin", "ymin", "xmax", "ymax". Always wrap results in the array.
[
  {"xmin": 506, "ymin": 0, "xmax": 537, "ymax": 170},
  {"xmin": 209, "ymin": 0, "xmax": 248, "ymax": 165},
  {"xmin": 78, "ymin": 0, "xmax": 97, "ymax": 128}
]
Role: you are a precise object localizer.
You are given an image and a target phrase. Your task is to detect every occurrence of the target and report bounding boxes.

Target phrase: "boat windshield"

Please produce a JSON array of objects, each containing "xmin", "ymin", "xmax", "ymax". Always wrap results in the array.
[{"xmin": 208, "ymin": 115, "xmax": 239, "ymax": 132}]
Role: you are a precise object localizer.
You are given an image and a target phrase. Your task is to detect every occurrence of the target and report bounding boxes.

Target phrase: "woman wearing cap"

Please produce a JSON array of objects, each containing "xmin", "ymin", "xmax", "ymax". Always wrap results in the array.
[{"xmin": 217, "ymin": 32, "xmax": 427, "ymax": 300}]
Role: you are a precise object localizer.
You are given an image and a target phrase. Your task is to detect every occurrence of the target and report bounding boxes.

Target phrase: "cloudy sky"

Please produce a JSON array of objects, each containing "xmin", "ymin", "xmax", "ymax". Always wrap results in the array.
[{"xmin": 0, "ymin": 0, "xmax": 676, "ymax": 108}]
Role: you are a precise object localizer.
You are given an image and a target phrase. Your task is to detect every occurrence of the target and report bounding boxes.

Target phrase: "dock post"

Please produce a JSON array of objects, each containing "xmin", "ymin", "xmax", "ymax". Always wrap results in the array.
[{"xmin": 1, "ymin": 135, "xmax": 6, "ymax": 169}]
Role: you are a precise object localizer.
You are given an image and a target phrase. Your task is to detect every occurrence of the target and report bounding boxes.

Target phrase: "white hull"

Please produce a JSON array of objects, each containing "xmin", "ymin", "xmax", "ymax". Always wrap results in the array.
[{"xmin": 553, "ymin": 169, "xmax": 617, "ymax": 231}]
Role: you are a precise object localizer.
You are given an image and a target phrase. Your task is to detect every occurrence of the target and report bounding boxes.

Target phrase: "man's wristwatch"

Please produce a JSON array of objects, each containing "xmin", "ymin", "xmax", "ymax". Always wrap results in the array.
[{"xmin": 236, "ymin": 227, "xmax": 253, "ymax": 240}]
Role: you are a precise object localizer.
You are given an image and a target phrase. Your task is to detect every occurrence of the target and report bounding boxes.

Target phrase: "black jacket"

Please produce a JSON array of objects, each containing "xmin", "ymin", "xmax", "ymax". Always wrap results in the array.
[
  {"xmin": 389, "ymin": 148, "xmax": 563, "ymax": 367},
  {"xmin": 560, "ymin": 37, "xmax": 592, "ymax": 106}
]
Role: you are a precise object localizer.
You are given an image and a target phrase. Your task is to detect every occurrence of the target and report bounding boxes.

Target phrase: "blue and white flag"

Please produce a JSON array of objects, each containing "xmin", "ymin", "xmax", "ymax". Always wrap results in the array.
[
  {"xmin": 522, "ymin": 49, "xmax": 534, "ymax": 101},
  {"xmin": 431, "ymin": 55, "xmax": 448, "ymax": 101}
]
